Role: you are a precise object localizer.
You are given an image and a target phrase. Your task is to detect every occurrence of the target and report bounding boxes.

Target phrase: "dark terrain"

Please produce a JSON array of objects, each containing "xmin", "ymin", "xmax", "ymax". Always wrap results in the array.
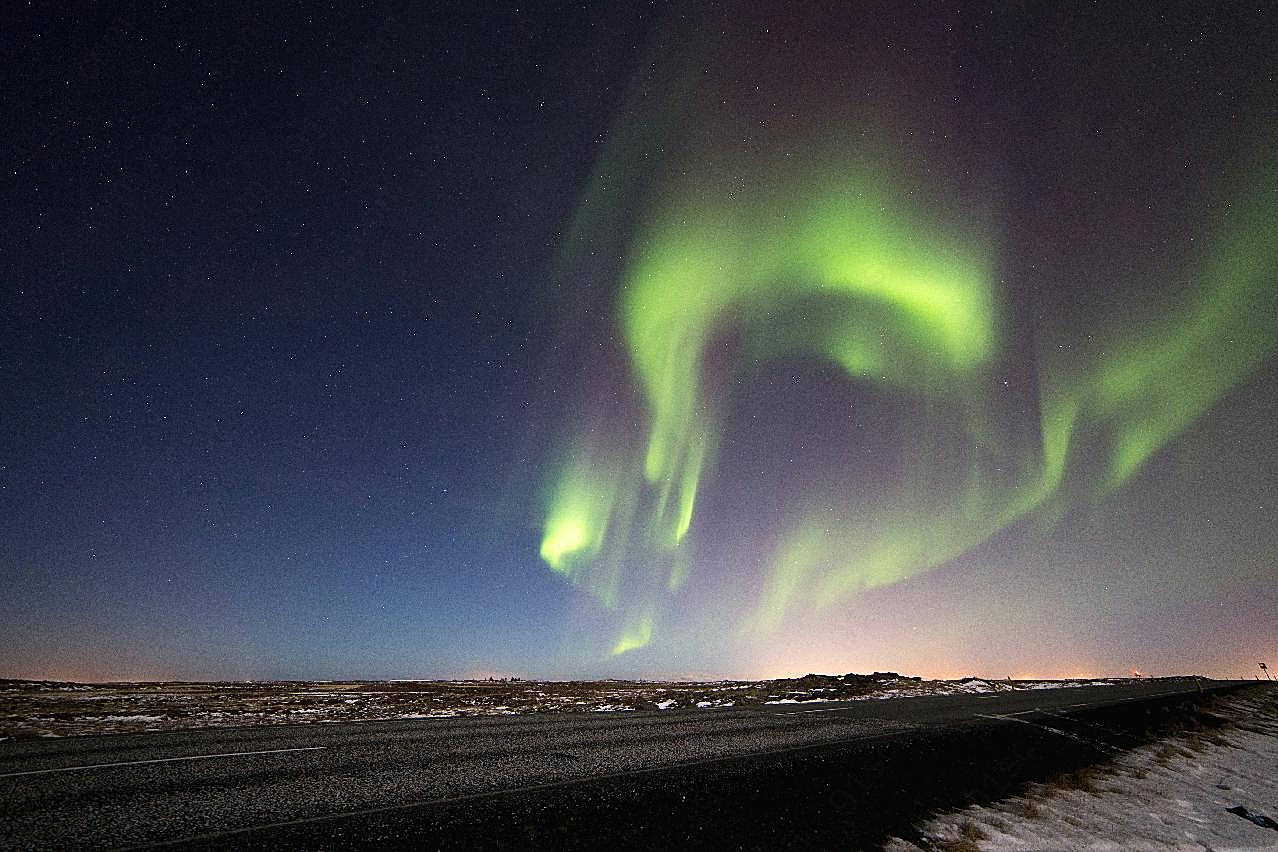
[{"xmin": 0, "ymin": 677, "xmax": 1255, "ymax": 849}]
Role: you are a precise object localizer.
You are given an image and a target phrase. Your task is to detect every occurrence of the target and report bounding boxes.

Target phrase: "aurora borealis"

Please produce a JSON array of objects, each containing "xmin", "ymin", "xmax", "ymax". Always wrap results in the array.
[
  {"xmin": 3, "ymin": 2, "xmax": 1276, "ymax": 682},
  {"xmin": 533, "ymin": 2, "xmax": 1278, "ymax": 671}
]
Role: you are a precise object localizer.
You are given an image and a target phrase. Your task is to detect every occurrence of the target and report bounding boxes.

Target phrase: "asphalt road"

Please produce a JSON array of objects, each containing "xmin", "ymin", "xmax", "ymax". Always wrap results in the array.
[{"xmin": 0, "ymin": 679, "xmax": 1248, "ymax": 849}]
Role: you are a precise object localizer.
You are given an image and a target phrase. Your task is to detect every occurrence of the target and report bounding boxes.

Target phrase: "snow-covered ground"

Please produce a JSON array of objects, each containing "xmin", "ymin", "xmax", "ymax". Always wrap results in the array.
[{"xmin": 886, "ymin": 686, "xmax": 1278, "ymax": 851}]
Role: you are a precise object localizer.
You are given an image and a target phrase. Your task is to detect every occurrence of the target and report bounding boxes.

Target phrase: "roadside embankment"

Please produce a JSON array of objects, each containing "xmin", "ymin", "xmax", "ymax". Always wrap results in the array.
[{"xmin": 182, "ymin": 682, "xmax": 1265, "ymax": 850}]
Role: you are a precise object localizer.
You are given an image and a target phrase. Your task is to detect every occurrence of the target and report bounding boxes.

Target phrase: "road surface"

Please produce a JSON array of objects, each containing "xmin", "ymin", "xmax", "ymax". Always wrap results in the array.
[{"xmin": 0, "ymin": 679, "xmax": 1250, "ymax": 849}]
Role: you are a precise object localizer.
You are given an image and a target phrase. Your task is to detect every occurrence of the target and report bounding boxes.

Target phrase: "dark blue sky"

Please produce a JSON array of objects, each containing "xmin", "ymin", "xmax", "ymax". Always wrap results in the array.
[
  {"xmin": 3, "ymin": 2, "xmax": 1275, "ymax": 681},
  {"xmin": 2, "ymin": 2, "xmax": 661, "ymax": 679}
]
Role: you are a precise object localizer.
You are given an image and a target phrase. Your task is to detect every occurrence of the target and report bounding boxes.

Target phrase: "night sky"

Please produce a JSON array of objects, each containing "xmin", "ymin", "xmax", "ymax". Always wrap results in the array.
[{"xmin": 3, "ymin": 2, "xmax": 1275, "ymax": 682}]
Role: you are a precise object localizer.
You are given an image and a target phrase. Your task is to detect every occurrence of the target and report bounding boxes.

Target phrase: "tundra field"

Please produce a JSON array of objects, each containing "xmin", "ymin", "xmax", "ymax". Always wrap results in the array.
[{"xmin": 2, "ymin": 672, "xmax": 1162, "ymax": 738}]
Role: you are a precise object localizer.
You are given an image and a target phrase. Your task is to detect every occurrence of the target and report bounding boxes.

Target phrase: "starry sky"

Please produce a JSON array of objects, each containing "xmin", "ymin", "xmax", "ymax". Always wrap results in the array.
[{"xmin": 3, "ymin": 2, "xmax": 1275, "ymax": 682}]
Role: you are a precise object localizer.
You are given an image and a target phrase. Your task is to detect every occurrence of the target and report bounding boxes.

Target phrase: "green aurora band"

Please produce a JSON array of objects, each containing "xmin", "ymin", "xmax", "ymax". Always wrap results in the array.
[{"xmin": 539, "ymin": 124, "xmax": 1278, "ymax": 657}]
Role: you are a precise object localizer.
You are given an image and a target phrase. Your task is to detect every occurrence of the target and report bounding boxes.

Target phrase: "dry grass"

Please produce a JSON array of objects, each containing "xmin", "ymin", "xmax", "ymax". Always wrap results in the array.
[
  {"xmin": 936, "ymin": 840, "xmax": 982, "ymax": 852},
  {"xmin": 1045, "ymin": 766, "xmax": 1103, "ymax": 796},
  {"xmin": 1202, "ymin": 730, "xmax": 1235, "ymax": 747},
  {"xmin": 1153, "ymin": 743, "xmax": 1182, "ymax": 766},
  {"xmin": 925, "ymin": 814, "xmax": 991, "ymax": 848}
]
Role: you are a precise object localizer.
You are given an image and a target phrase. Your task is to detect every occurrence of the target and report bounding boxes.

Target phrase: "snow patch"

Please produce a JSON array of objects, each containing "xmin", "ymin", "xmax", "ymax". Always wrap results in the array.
[{"xmin": 886, "ymin": 688, "xmax": 1278, "ymax": 851}]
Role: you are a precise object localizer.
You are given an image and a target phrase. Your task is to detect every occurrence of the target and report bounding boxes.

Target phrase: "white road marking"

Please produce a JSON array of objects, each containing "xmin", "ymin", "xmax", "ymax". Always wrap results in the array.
[
  {"xmin": 974, "ymin": 713, "xmax": 1121, "ymax": 754},
  {"xmin": 0, "ymin": 746, "xmax": 327, "ymax": 778},
  {"xmin": 781, "ymin": 707, "xmax": 845, "ymax": 715}
]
